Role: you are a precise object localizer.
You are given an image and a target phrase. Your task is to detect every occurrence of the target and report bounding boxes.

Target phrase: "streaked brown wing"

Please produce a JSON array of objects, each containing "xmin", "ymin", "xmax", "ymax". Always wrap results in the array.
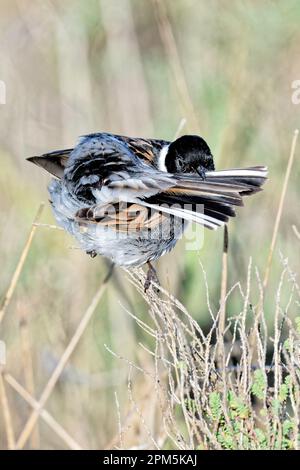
[
  {"xmin": 127, "ymin": 138, "xmax": 156, "ymax": 163},
  {"xmin": 76, "ymin": 202, "xmax": 167, "ymax": 233},
  {"xmin": 119, "ymin": 136, "xmax": 168, "ymax": 166}
]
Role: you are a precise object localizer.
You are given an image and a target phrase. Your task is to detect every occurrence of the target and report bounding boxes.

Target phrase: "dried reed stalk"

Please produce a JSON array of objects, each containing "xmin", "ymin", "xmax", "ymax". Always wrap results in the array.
[
  {"xmin": 292, "ymin": 225, "xmax": 300, "ymax": 240},
  {"xmin": 217, "ymin": 225, "xmax": 229, "ymax": 364},
  {"xmin": 18, "ymin": 304, "xmax": 40, "ymax": 449},
  {"xmin": 152, "ymin": 0, "xmax": 199, "ymax": 133},
  {"xmin": 0, "ymin": 203, "xmax": 45, "ymax": 325},
  {"xmin": 15, "ymin": 265, "xmax": 113, "ymax": 449},
  {"xmin": 0, "ymin": 371, "xmax": 15, "ymax": 449},
  {"xmin": 263, "ymin": 129, "xmax": 299, "ymax": 290},
  {"xmin": 249, "ymin": 129, "xmax": 299, "ymax": 359},
  {"xmin": 4, "ymin": 373, "xmax": 82, "ymax": 450}
]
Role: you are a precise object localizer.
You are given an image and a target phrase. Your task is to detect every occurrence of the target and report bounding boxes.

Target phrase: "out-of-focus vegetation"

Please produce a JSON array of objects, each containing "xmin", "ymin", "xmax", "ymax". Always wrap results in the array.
[{"xmin": 0, "ymin": 0, "xmax": 299, "ymax": 449}]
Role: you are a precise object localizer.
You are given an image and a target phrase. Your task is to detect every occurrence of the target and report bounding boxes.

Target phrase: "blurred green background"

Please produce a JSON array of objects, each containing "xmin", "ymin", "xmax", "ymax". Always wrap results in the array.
[{"xmin": 0, "ymin": 0, "xmax": 299, "ymax": 449}]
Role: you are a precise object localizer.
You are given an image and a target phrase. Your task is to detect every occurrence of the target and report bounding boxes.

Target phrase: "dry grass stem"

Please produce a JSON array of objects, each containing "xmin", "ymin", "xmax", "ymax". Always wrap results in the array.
[
  {"xmin": 249, "ymin": 129, "xmax": 299, "ymax": 360},
  {"xmin": 292, "ymin": 225, "xmax": 300, "ymax": 241},
  {"xmin": 0, "ymin": 203, "xmax": 45, "ymax": 325},
  {"xmin": 263, "ymin": 129, "xmax": 299, "ymax": 290},
  {"xmin": 32, "ymin": 223, "xmax": 64, "ymax": 231},
  {"xmin": 173, "ymin": 117, "xmax": 187, "ymax": 140},
  {"xmin": 18, "ymin": 304, "xmax": 40, "ymax": 448},
  {"xmin": 15, "ymin": 265, "xmax": 113, "ymax": 449},
  {"xmin": 4, "ymin": 373, "xmax": 82, "ymax": 450},
  {"xmin": 217, "ymin": 226, "xmax": 229, "ymax": 364},
  {"xmin": 152, "ymin": 0, "xmax": 199, "ymax": 133},
  {"xmin": 104, "ymin": 261, "xmax": 300, "ymax": 449},
  {"xmin": 0, "ymin": 371, "xmax": 15, "ymax": 449}
]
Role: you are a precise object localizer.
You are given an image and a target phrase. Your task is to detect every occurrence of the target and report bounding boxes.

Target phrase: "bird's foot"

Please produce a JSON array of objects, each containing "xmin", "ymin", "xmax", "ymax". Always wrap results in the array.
[{"xmin": 144, "ymin": 261, "xmax": 160, "ymax": 293}]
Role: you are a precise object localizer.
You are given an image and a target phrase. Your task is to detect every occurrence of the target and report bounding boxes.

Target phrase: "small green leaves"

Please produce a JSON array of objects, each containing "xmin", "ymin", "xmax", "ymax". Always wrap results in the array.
[
  {"xmin": 254, "ymin": 428, "xmax": 268, "ymax": 449},
  {"xmin": 251, "ymin": 369, "xmax": 267, "ymax": 400},
  {"xmin": 283, "ymin": 419, "xmax": 295, "ymax": 437},
  {"xmin": 279, "ymin": 383, "xmax": 289, "ymax": 402},
  {"xmin": 227, "ymin": 391, "xmax": 249, "ymax": 419},
  {"xmin": 279, "ymin": 375, "xmax": 292, "ymax": 402},
  {"xmin": 217, "ymin": 428, "xmax": 235, "ymax": 450},
  {"xmin": 209, "ymin": 391, "xmax": 222, "ymax": 421},
  {"xmin": 284, "ymin": 338, "xmax": 292, "ymax": 352}
]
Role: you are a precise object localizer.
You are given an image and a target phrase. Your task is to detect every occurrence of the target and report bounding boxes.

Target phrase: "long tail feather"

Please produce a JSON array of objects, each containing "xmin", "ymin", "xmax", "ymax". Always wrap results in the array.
[
  {"xmin": 137, "ymin": 200, "xmax": 224, "ymax": 230},
  {"xmin": 143, "ymin": 166, "xmax": 268, "ymax": 230}
]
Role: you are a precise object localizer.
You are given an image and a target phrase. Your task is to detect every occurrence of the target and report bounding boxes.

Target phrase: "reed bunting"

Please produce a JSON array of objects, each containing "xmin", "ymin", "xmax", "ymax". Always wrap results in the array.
[{"xmin": 27, "ymin": 133, "xmax": 267, "ymax": 289}]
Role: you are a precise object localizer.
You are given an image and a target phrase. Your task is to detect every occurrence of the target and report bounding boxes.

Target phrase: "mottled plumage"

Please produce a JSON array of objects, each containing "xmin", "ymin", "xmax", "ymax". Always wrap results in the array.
[{"xmin": 27, "ymin": 133, "xmax": 268, "ymax": 269}]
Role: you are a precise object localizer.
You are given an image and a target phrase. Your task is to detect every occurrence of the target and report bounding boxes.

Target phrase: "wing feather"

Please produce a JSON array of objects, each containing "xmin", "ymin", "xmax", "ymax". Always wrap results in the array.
[
  {"xmin": 27, "ymin": 148, "xmax": 73, "ymax": 178},
  {"xmin": 76, "ymin": 202, "xmax": 168, "ymax": 233}
]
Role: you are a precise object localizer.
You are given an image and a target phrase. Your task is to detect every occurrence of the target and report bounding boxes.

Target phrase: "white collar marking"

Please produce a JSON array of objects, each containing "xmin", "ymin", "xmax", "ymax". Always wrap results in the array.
[{"xmin": 157, "ymin": 145, "xmax": 169, "ymax": 172}]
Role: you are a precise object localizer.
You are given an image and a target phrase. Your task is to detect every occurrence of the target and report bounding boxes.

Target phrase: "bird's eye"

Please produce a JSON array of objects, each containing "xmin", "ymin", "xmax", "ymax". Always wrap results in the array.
[{"xmin": 176, "ymin": 158, "xmax": 184, "ymax": 171}]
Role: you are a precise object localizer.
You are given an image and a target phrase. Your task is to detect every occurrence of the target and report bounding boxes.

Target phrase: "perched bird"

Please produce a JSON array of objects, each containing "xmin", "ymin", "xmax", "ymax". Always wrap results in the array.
[{"xmin": 27, "ymin": 133, "xmax": 267, "ymax": 289}]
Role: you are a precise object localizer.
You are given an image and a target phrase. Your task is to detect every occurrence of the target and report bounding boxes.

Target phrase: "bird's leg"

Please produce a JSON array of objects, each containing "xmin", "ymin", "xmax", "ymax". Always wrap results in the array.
[{"xmin": 144, "ymin": 261, "xmax": 160, "ymax": 293}]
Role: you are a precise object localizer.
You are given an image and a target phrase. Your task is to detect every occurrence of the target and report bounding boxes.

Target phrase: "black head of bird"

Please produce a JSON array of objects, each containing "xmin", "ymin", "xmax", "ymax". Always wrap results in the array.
[{"xmin": 164, "ymin": 134, "xmax": 215, "ymax": 176}]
